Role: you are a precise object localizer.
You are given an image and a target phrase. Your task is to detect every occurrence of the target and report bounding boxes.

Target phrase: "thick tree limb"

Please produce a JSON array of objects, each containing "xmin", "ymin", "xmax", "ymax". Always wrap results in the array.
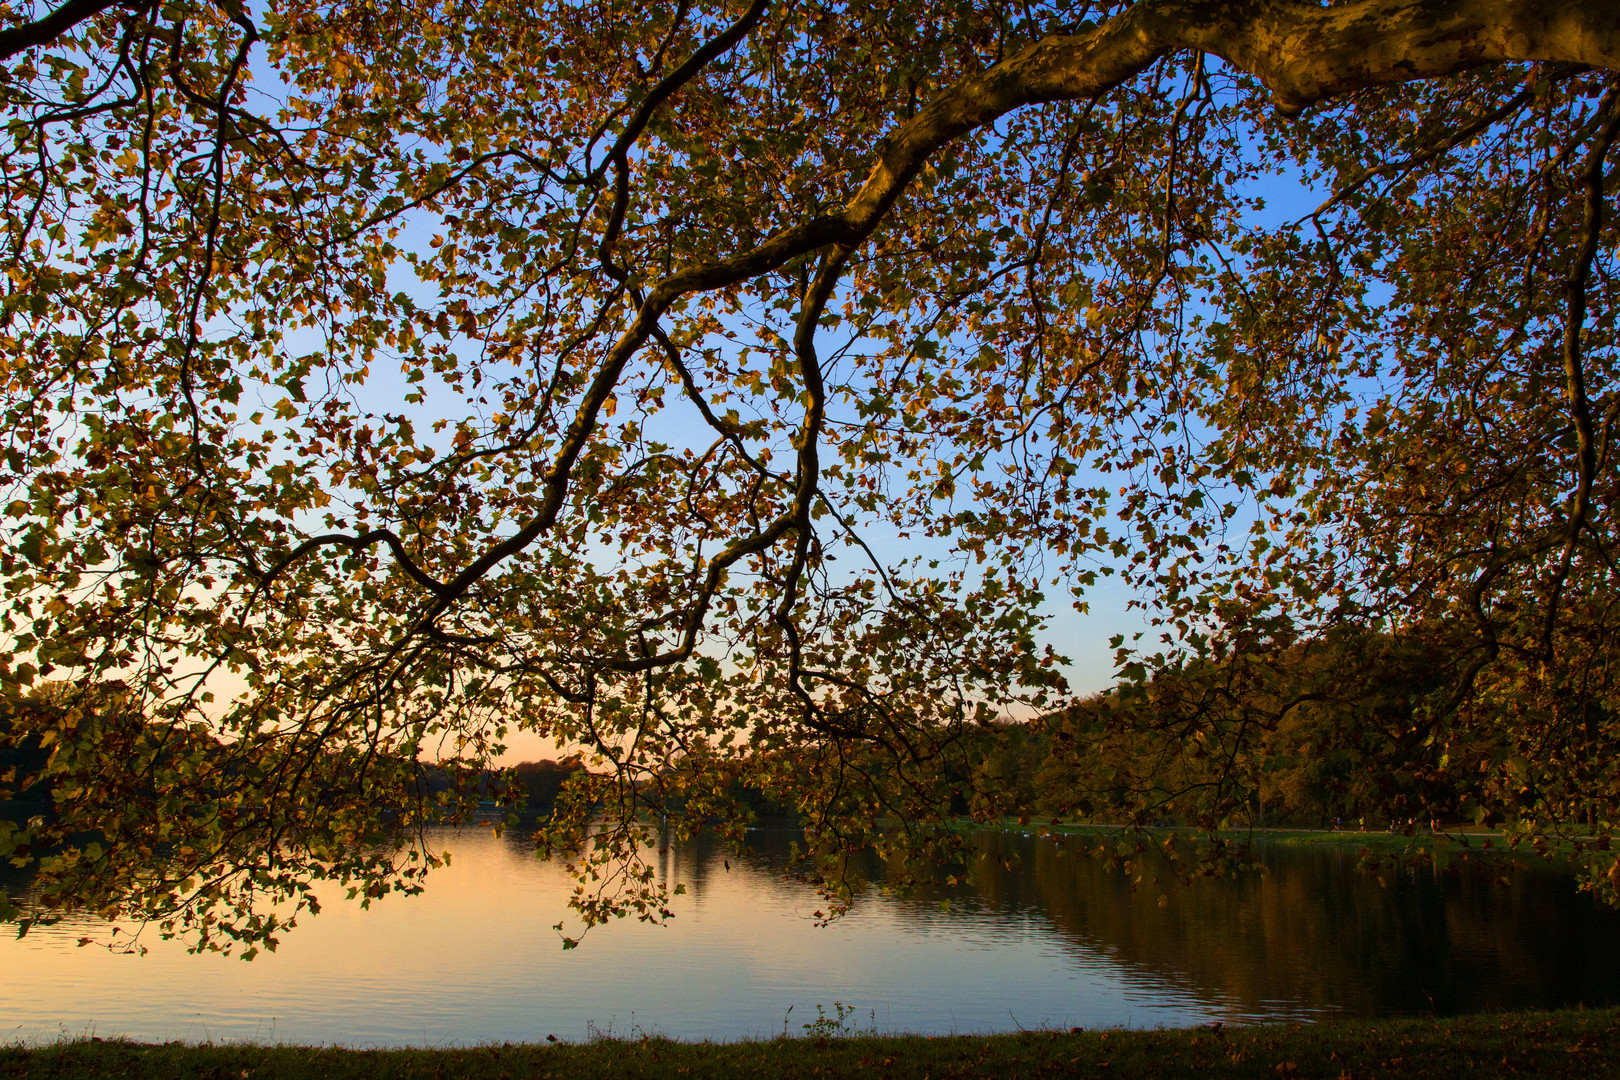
[
  {"xmin": 0, "ymin": 0, "xmax": 127, "ymax": 63},
  {"xmin": 1542, "ymin": 82, "xmax": 1620, "ymax": 659},
  {"xmin": 1159, "ymin": 0, "xmax": 1620, "ymax": 115}
]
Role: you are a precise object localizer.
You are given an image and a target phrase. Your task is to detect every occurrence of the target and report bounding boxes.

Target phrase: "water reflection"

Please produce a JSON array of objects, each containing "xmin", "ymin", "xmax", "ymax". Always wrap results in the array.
[
  {"xmin": 946, "ymin": 834, "xmax": 1620, "ymax": 1019},
  {"xmin": 2, "ymin": 828, "xmax": 1616, "ymax": 1047}
]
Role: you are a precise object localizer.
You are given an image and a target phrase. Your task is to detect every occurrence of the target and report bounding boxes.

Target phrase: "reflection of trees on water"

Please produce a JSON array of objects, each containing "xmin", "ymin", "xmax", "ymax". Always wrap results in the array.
[
  {"xmin": 656, "ymin": 828, "xmax": 1620, "ymax": 1020},
  {"xmin": 17, "ymin": 823, "xmax": 1604, "ymax": 1021},
  {"xmin": 996, "ymin": 837, "xmax": 1620, "ymax": 1018},
  {"xmin": 988, "ymin": 837, "xmax": 1620, "ymax": 1017}
]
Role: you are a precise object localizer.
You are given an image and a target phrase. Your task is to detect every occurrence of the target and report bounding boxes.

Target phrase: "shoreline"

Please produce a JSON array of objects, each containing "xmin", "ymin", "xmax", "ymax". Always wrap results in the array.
[
  {"xmin": 956, "ymin": 820, "xmax": 1579, "ymax": 859},
  {"xmin": 5, "ymin": 1008, "xmax": 1616, "ymax": 1078}
]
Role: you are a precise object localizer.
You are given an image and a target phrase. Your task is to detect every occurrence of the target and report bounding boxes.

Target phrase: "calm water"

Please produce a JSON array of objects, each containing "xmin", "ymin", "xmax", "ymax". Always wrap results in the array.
[{"xmin": 3, "ymin": 828, "xmax": 1618, "ymax": 1046}]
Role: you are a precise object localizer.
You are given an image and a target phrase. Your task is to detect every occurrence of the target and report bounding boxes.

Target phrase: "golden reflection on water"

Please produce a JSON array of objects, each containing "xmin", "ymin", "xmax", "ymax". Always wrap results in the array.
[{"xmin": 3, "ymin": 829, "xmax": 1616, "ymax": 1046}]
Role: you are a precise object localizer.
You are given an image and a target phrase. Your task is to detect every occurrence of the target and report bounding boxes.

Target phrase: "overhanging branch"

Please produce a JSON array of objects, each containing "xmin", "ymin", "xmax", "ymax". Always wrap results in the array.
[{"xmin": 348, "ymin": 0, "xmax": 1620, "ymax": 663}]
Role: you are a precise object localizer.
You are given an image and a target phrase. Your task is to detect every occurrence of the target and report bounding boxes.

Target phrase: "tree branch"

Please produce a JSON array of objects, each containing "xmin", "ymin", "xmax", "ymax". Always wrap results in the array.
[
  {"xmin": 376, "ymin": 0, "xmax": 1620, "ymax": 661},
  {"xmin": 0, "ymin": 0, "xmax": 127, "ymax": 62}
]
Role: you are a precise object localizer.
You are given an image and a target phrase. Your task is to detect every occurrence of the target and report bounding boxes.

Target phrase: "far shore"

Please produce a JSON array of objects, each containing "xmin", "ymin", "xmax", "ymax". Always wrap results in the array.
[
  {"xmin": 925, "ymin": 818, "xmax": 1620, "ymax": 871},
  {"xmin": 956, "ymin": 818, "xmax": 1564, "ymax": 848}
]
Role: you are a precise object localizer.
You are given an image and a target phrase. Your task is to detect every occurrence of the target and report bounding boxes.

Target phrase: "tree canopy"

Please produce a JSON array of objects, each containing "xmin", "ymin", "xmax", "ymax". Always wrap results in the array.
[{"xmin": 1, "ymin": 0, "xmax": 1618, "ymax": 953}]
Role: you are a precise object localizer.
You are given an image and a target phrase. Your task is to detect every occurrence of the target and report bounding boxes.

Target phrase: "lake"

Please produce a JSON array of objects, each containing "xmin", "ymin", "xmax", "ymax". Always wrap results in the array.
[{"xmin": 3, "ymin": 827, "xmax": 1618, "ymax": 1046}]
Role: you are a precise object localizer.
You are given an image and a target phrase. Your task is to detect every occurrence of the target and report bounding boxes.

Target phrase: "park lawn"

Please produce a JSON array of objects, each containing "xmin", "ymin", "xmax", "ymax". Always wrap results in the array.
[{"xmin": 3, "ymin": 1008, "xmax": 1616, "ymax": 1079}]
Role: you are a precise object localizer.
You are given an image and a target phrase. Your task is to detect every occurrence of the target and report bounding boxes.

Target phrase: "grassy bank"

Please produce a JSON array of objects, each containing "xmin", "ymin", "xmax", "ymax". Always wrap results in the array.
[
  {"xmin": 5, "ymin": 1009, "xmax": 1617, "ymax": 1079},
  {"xmin": 969, "ymin": 820, "xmax": 1548, "ymax": 860},
  {"xmin": 1260, "ymin": 829, "xmax": 1533, "ymax": 860}
]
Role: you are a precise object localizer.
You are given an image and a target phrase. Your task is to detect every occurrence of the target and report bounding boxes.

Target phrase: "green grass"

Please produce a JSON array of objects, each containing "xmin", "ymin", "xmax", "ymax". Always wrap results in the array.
[
  {"xmin": 1266, "ymin": 830, "xmax": 1493, "ymax": 856},
  {"xmin": 971, "ymin": 820, "xmax": 1541, "ymax": 859},
  {"xmin": 1245, "ymin": 828, "xmax": 1589, "ymax": 868},
  {"xmin": 5, "ymin": 1009, "xmax": 1617, "ymax": 1079}
]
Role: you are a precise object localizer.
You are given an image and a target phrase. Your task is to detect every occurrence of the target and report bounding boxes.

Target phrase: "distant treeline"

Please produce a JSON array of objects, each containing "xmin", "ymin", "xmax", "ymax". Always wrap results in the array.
[
  {"xmin": 7, "ymin": 616, "xmax": 1597, "ymax": 840},
  {"xmin": 0, "ymin": 684, "xmax": 593, "ymax": 832},
  {"xmin": 973, "ymin": 621, "xmax": 1605, "ymax": 832},
  {"xmin": 498, "ymin": 758, "xmax": 588, "ymax": 821},
  {"xmin": 0, "ymin": 694, "xmax": 53, "ymax": 828},
  {"xmin": 0, "ymin": 685, "xmax": 781, "ymax": 836}
]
